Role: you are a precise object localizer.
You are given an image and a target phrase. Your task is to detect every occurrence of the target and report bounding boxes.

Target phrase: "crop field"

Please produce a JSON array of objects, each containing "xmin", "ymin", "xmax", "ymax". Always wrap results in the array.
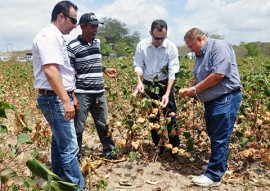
[{"xmin": 0, "ymin": 55, "xmax": 269, "ymax": 190}]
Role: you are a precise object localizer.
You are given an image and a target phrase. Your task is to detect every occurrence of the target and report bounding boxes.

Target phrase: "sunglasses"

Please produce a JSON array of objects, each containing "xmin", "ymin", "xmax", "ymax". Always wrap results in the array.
[
  {"xmin": 152, "ymin": 35, "xmax": 167, "ymax": 41},
  {"xmin": 63, "ymin": 13, "xmax": 77, "ymax": 25}
]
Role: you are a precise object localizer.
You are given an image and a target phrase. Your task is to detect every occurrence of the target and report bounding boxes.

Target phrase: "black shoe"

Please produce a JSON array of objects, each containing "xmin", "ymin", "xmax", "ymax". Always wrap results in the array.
[
  {"xmin": 158, "ymin": 146, "xmax": 166, "ymax": 156},
  {"xmin": 105, "ymin": 153, "xmax": 121, "ymax": 160},
  {"xmin": 172, "ymin": 153, "xmax": 184, "ymax": 164}
]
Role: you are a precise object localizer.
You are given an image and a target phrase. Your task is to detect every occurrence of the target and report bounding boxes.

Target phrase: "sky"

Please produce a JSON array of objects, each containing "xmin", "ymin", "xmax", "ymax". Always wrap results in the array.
[{"xmin": 0, "ymin": 0, "xmax": 270, "ymax": 53}]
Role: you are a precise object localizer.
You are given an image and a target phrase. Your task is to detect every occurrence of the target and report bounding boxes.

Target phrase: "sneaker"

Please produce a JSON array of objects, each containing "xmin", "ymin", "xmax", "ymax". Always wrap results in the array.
[
  {"xmin": 192, "ymin": 174, "xmax": 221, "ymax": 187},
  {"xmin": 202, "ymin": 164, "xmax": 208, "ymax": 171},
  {"xmin": 202, "ymin": 165, "xmax": 228, "ymax": 174}
]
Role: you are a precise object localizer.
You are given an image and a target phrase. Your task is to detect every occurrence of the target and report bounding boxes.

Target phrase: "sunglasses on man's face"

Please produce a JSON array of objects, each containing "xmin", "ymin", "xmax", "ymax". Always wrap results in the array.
[
  {"xmin": 63, "ymin": 13, "xmax": 77, "ymax": 25},
  {"xmin": 152, "ymin": 35, "xmax": 167, "ymax": 41}
]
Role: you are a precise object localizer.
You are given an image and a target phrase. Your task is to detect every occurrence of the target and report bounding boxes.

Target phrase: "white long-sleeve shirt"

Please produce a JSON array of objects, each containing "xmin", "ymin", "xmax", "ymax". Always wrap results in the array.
[{"xmin": 134, "ymin": 37, "xmax": 179, "ymax": 82}]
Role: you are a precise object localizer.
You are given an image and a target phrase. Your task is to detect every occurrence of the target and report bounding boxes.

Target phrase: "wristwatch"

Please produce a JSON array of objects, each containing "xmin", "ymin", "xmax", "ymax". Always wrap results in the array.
[{"xmin": 191, "ymin": 86, "xmax": 197, "ymax": 95}]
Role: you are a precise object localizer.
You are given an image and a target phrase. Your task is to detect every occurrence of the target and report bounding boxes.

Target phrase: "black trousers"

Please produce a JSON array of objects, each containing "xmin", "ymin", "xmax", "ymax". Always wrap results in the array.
[{"xmin": 143, "ymin": 79, "xmax": 180, "ymax": 150}]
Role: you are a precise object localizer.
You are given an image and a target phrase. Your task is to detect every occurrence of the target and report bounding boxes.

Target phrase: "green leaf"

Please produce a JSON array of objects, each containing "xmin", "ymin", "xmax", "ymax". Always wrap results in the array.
[
  {"xmin": 31, "ymin": 150, "xmax": 41, "ymax": 160},
  {"xmin": 125, "ymin": 119, "xmax": 134, "ymax": 128},
  {"xmin": 228, "ymin": 150, "xmax": 233, "ymax": 160},
  {"xmin": 19, "ymin": 98, "xmax": 28, "ymax": 104},
  {"xmin": 0, "ymin": 168, "xmax": 18, "ymax": 184},
  {"xmin": 264, "ymin": 88, "xmax": 270, "ymax": 96},
  {"xmin": 189, "ymin": 157, "xmax": 195, "ymax": 162},
  {"xmin": 235, "ymin": 130, "xmax": 243, "ymax": 138},
  {"xmin": 113, "ymin": 147, "xmax": 120, "ymax": 155},
  {"xmin": 161, "ymin": 66, "xmax": 168, "ymax": 74},
  {"xmin": 175, "ymin": 71, "xmax": 184, "ymax": 79},
  {"xmin": 154, "ymin": 86, "xmax": 160, "ymax": 94},
  {"xmin": 153, "ymin": 75, "xmax": 158, "ymax": 83},
  {"xmin": 0, "ymin": 89, "xmax": 5, "ymax": 94},
  {"xmin": 183, "ymin": 132, "xmax": 191, "ymax": 139},
  {"xmin": 10, "ymin": 146, "xmax": 18, "ymax": 159},
  {"xmin": 240, "ymin": 137, "xmax": 249, "ymax": 148},
  {"xmin": 186, "ymin": 138, "xmax": 194, "ymax": 152},
  {"xmin": 129, "ymin": 151, "xmax": 137, "ymax": 162},
  {"xmin": 24, "ymin": 177, "xmax": 36, "ymax": 188},
  {"xmin": 8, "ymin": 185, "xmax": 18, "ymax": 191},
  {"xmin": 50, "ymin": 181, "xmax": 80, "ymax": 191},
  {"xmin": 23, "ymin": 126, "xmax": 32, "ymax": 133},
  {"xmin": 0, "ymin": 108, "xmax": 7, "ymax": 118},
  {"xmin": 17, "ymin": 133, "xmax": 33, "ymax": 144},
  {"xmin": 26, "ymin": 159, "xmax": 61, "ymax": 181},
  {"xmin": 0, "ymin": 125, "xmax": 8, "ymax": 133},
  {"xmin": 120, "ymin": 64, "xmax": 127, "ymax": 69},
  {"xmin": 0, "ymin": 102, "xmax": 16, "ymax": 118},
  {"xmin": 0, "ymin": 101, "xmax": 16, "ymax": 110}
]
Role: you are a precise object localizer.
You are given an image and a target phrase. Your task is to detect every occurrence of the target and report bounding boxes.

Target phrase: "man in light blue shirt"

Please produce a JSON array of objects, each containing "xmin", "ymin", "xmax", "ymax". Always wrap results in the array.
[
  {"xmin": 179, "ymin": 27, "xmax": 242, "ymax": 187},
  {"xmin": 134, "ymin": 19, "xmax": 182, "ymax": 162}
]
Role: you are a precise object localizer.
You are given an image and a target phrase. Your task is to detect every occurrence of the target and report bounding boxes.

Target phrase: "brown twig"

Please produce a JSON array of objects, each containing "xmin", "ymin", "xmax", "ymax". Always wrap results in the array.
[{"xmin": 87, "ymin": 159, "xmax": 92, "ymax": 191}]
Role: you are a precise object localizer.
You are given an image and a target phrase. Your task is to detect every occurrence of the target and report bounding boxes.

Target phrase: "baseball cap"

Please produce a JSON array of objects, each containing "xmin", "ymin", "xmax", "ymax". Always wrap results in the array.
[{"xmin": 78, "ymin": 13, "xmax": 104, "ymax": 25}]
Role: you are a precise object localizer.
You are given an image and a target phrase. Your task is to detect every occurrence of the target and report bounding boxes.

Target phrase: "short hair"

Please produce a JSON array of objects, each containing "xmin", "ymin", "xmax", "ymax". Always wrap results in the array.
[
  {"xmin": 151, "ymin": 19, "xmax": 167, "ymax": 32},
  {"xmin": 184, "ymin": 28, "xmax": 205, "ymax": 41},
  {"xmin": 51, "ymin": 1, "xmax": 78, "ymax": 22}
]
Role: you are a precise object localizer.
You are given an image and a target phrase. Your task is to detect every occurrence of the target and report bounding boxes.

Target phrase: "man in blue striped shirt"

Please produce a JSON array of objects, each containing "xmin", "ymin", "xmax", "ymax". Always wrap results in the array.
[
  {"xmin": 179, "ymin": 27, "xmax": 242, "ymax": 187},
  {"xmin": 68, "ymin": 13, "xmax": 118, "ymax": 161}
]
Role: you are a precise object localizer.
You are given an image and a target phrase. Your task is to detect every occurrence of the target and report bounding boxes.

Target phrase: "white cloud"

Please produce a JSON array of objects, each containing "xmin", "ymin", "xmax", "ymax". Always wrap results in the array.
[
  {"xmin": 94, "ymin": 0, "xmax": 169, "ymax": 39},
  {"xmin": 171, "ymin": 0, "xmax": 270, "ymax": 46},
  {"xmin": 0, "ymin": 0, "xmax": 269, "ymax": 52}
]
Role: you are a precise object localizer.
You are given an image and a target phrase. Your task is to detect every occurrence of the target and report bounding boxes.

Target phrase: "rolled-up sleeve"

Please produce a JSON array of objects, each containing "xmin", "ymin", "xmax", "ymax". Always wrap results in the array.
[
  {"xmin": 168, "ymin": 45, "xmax": 180, "ymax": 80},
  {"xmin": 134, "ymin": 44, "xmax": 144, "ymax": 73}
]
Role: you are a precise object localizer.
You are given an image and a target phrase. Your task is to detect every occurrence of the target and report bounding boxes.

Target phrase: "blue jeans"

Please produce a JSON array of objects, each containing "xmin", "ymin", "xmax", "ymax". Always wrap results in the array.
[
  {"xmin": 204, "ymin": 89, "xmax": 242, "ymax": 182},
  {"xmin": 37, "ymin": 94, "xmax": 86, "ymax": 190},
  {"xmin": 74, "ymin": 92, "xmax": 115, "ymax": 158}
]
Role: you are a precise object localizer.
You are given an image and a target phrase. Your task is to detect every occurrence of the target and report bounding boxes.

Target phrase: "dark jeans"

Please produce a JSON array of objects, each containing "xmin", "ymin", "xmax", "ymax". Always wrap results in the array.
[
  {"xmin": 74, "ymin": 92, "xmax": 115, "ymax": 159},
  {"xmin": 143, "ymin": 79, "xmax": 180, "ymax": 150},
  {"xmin": 204, "ymin": 89, "xmax": 242, "ymax": 182}
]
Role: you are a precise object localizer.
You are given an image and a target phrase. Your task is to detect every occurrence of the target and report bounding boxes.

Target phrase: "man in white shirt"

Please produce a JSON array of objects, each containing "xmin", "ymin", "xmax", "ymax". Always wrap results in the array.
[
  {"xmin": 32, "ymin": 1, "xmax": 86, "ymax": 189},
  {"xmin": 134, "ymin": 19, "xmax": 182, "ymax": 163}
]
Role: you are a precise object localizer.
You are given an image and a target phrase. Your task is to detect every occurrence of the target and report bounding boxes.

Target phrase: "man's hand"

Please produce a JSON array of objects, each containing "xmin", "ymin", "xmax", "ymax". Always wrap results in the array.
[
  {"xmin": 178, "ymin": 87, "xmax": 195, "ymax": 97},
  {"xmin": 105, "ymin": 68, "xmax": 117, "ymax": 78},
  {"xmin": 161, "ymin": 94, "xmax": 169, "ymax": 108},
  {"xmin": 62, "ymin": 100, "xmax": 75, "ymax": 120},
  {"xmin": 73, "ymin": 93, "xmax": 80, "ymax": 113},
  {"xmin": 136, "ymin": 81, "xmax": 144, "ymax": 93}
]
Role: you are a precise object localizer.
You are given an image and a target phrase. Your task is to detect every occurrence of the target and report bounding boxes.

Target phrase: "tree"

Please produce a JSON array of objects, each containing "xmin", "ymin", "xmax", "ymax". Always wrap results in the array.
[
  {"xmin": 98, "ymin": 17, "xmax": 140, "ymax": 57},
  {"xmin": 205, "ymin": 32, "xmax": 224, "ymax": 40},
  {"xmin": 245, "ymin": 42, "xmax": 261, "ymax": 56}
]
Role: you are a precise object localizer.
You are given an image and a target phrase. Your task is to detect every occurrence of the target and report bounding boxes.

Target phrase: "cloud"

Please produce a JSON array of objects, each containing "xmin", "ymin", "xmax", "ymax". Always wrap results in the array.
[
  {"xmin": 0, "ymin": 0, "xmax": 269, "ymax": 52},
  {"xmin": 94, "ymin": 0, "xmax": 169, "ymax": 39},
  {"xmin": 172, "ymin": 0, "xmax": 270, "ymax": 45}
]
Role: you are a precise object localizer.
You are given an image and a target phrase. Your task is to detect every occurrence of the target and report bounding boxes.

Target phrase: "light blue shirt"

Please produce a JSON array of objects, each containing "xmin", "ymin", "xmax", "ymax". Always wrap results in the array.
[
  {"xmin": 134, "ymin": 37, "xmax": 179, "ymax": 82},
  {"xmin": 194, "ymin": 38, "xmax": 242, "ymax": 102}
]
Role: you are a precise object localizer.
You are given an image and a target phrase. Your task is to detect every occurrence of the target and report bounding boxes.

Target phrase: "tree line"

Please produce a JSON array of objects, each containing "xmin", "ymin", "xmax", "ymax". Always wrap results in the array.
[{"xmin": 97, "ymin": 18, "xmax": 270, "ymax": 58}]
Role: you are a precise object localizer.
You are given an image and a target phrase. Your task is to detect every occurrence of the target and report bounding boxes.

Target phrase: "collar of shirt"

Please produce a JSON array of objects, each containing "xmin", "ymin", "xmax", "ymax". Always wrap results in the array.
[
  {"xmin": 77, "ymin": 35, "xmax": 97, "ymax": 46},
  {"xmin": 49, "ymin": 24, "xmax": 63, "ymax": 38}
]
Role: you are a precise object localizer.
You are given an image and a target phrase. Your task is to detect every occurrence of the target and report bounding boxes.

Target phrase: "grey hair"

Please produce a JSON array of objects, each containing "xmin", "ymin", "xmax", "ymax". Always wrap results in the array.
[{"xmin": 184, "ymin": 28, "xmax": 205, "ymax": 41}]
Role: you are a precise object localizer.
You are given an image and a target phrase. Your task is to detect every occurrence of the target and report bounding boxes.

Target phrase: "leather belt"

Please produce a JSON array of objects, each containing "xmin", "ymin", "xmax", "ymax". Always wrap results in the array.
[{"xmin": 38, "ymin": 89, "xmax": 73, "ymax": 96}]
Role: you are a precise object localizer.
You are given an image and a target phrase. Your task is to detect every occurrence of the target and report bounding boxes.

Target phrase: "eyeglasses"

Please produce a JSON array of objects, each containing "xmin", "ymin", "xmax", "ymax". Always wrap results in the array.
[
  {"xmin": 152, "ymin": 35, "xmax": 167, "ymax": 41},
  {"xmin": 63, "ymin": 13, "xmax": 77, "ymax": 25}
]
